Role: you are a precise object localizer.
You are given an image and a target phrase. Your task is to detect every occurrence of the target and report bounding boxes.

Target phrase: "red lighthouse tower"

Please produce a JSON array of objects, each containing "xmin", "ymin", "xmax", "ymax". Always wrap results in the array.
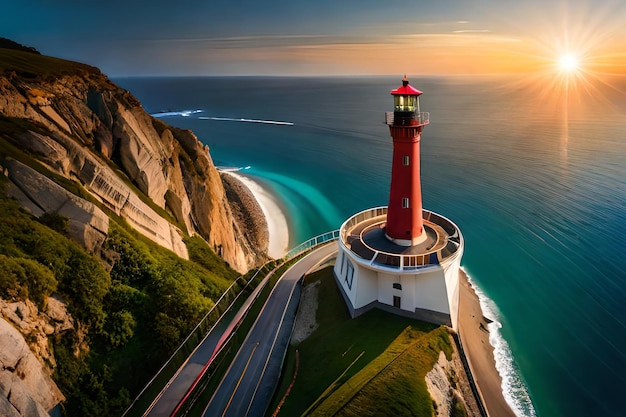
[{"xmin": 385, "ymin": 75, "xmax": 429, "ymax": 246}]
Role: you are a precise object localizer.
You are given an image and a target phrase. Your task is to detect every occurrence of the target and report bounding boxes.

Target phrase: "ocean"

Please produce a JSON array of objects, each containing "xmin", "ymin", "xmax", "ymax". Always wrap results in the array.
[{"xmin": 114, "ymin": 75, "xmax": 626, "ymax": 417}]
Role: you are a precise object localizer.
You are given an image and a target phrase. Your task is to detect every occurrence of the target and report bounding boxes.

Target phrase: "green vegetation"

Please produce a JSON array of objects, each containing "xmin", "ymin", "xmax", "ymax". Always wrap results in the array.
[
  {"xmin": 0, "ymin": 47, "xmax": 98, "ymax": 80},
  {"xmin": 272, "ymin": 267, "xmax": 453, "ymax": 417},
  {"xmin": 0, "ymin": 38, "xmax": 41, "ymax": 55},
  {"xmin": 185, "ymin": 235, "xmax": 238, "ymax": 279},
  {"xmin": 0, "ymin": 176, "xmax": 241, "ymax": 417},
  {"xmin": 0, "ymin": 254, "xmax": 57, "ymax": 309}
]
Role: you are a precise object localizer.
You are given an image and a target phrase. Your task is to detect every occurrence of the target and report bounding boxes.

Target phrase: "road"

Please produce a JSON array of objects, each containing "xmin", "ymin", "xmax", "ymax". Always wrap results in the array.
[
  {"xmin": 145, "ymin": 271, "xmax": 271, "ymax": 417},
  {"xmin": 202, "ymin": 242, "xmax": 338, "ymax": 417}
]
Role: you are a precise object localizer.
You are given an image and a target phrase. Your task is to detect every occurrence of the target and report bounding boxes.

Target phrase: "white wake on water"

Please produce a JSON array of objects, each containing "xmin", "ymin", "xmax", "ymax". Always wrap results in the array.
[
  {"xmin": 151, "ymin": 109, "xmax": 203, "ymax": 118},
  {"xmin": 148, "ymin": 109, "xmax": 293, "ymax": 126},
  {"xmin": 199, "ymin": 116, "xmax": 294, "ymax": 126},
  {"xmin": 463, "ymin": 267, "xmax": 537, "ymax": 417}
]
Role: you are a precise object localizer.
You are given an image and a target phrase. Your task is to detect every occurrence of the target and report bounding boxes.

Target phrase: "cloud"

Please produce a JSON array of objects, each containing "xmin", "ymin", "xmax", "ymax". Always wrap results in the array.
[{"xmin": 452, "ymin": 30, "xmax": 492, "ymax": 33}]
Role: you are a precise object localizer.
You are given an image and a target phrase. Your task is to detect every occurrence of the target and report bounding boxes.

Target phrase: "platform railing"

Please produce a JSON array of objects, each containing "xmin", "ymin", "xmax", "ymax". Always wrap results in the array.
[{"xmin": 339, "ymin": 206, "xmax": 463, "ymax": 271}]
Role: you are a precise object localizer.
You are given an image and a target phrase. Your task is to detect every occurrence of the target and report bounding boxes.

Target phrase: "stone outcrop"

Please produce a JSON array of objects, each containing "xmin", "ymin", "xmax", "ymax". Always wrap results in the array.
[
  {"xmin": 0, "ymin": 296, "xmax": 73, "ymax": 416},
  {"xmin": 5, "ymin": 158, "xmax": 109, "ymax": 254},
  {"xmin": 426, "ymin": 350, "xmax": 474, "ymax": 417}
]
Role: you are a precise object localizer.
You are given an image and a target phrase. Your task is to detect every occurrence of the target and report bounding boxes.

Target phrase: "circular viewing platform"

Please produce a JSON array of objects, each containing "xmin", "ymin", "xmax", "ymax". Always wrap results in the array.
[{"xmin": 339, "ymin": 207, "xmax": 463, "ymax": 271}]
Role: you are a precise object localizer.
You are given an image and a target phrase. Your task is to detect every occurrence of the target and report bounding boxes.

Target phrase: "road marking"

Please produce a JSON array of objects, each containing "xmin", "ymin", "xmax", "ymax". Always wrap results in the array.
[{"xmin": 222, "ymin": 342, "xmax": 260, "ymax": 417}]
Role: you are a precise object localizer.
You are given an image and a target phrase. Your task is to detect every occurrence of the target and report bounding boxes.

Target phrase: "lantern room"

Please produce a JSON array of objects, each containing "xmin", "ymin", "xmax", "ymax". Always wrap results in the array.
[{"xmin": 390, "ymin": 75, "xmax": 424, "ymax": 126}]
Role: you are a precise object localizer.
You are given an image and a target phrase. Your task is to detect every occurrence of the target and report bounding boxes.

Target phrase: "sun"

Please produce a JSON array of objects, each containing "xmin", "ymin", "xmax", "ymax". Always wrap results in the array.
[{"xmin": 558, "ymin": 54, "xmax": 580, "ymax": 72}]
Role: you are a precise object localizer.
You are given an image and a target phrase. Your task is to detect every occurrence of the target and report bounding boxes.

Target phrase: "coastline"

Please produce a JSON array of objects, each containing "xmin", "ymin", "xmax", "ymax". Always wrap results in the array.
[
  {"xmin": 219, "ymin": 172, "xmax": 516, "ymax": 417},
  {"xmin": 221, "ymin": 170, "xmax": 290, "ymax": 259},
  {"xmin": 458, "ymin": 269, "xmax": 517, "ymax": 417}
]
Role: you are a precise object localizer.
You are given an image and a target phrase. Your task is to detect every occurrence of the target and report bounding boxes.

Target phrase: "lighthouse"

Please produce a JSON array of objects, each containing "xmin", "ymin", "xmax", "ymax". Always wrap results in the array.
[
  {"xmin": 333, "ymin": 76, "xmax": 464, "ymax": 330},
  {"xmin": 385, "ymin": 75, "xmax": 428, "ymax": 246}
]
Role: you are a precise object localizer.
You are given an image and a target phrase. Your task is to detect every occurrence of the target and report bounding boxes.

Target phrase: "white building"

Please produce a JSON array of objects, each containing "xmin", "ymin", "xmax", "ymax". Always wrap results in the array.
[{"xmin": 334, "ymin": 207, "xmax": 463, "ymax": 329}]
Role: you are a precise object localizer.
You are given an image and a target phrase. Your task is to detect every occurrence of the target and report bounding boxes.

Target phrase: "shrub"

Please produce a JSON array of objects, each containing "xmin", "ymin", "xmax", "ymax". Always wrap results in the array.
[
  {"xmin": 0, "ymin": 254, "xmax": 57, "ymax": 307},
  {"xmin": 0, "ymin": 254, "xmax": 28, "ymax": 300},
  {"xmin": 185, "ymin": 235, "xmax": 238, "ymax": 280},
  {"xmin": 103, "ymin": 310, "xmax": 136, "ymax": 348},
  {"xmin": 60, "ymin": 247, "xmax": 110, "ymax": 330},
  {"xmin": 451, "ymin": 394, "xmax": 468, "ymax": 417},
  {"xmin": 38, "ymin": 212, "xmax": 69, "ymax": 234}
]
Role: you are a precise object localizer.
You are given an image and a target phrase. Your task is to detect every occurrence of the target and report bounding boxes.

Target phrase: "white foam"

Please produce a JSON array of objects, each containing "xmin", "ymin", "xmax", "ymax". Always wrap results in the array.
[
  {"xmin": 462, "ymin": 267, "xmax": 537, "ymax": 417},
  {"xmin": 199, "ymin": 116, "xmax": 293, "ymax": 126},
  {"xmin": 218, "ymin": 166, "xmax": 251, "ymax": 173},
  {"xmin": 151, "ymin": 109, "xmax": 203, "ymax": 118},
  {"xmin": 223, "ymin": 171, "xmax": 289, "ymax": 259}
]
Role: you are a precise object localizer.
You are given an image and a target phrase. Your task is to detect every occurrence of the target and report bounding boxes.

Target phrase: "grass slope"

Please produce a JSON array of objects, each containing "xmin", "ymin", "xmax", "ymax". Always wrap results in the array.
[
  {"xmin": 272, "ymin": 267, "xmax": 452, "ymax": 417},
  {"xmin": 0, "ymin": 47, "xmax": 98, "ymax": 78}
]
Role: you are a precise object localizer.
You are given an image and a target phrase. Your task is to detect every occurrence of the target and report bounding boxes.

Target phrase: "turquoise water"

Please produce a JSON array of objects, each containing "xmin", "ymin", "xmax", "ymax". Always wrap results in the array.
[{"xmin": 115, "ymin": 76, "xmax": 626, "ymax": 417}]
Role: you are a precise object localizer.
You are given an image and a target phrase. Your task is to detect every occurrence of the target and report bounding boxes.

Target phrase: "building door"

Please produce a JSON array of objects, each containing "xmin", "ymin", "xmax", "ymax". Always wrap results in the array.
[{"xmin": 393, "ymin": 295, "xmax": 401, "ymax": 309}]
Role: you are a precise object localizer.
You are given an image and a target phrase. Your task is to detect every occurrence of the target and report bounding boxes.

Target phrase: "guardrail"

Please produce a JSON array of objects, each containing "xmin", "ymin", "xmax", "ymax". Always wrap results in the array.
[
  {"xmin": 284, "ymin": 230, "xmax": 340, "ymax": 260},
  {"xmin": 124, "ymin": 232, "xmax": 339, "ymax": 417},
  {"xmin": 170, "ymin": 264, "xmax": 282, "ymax": 417}
]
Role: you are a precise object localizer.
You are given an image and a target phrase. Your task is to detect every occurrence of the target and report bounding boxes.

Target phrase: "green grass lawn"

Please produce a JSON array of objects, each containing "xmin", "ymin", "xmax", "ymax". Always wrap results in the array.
[{"xmin": 271, "ymin": 267, "xmax": 453, "ymax": 417}]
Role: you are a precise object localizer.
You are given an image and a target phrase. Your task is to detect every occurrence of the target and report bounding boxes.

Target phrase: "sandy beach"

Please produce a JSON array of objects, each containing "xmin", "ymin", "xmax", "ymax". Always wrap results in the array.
[
  {"xmin": 221, "ymin": 171, "xmax": 290, "ymax": 259},
  {"xmin": 458, "ymin": 269, "xmax": 517, "ymax": 417}
]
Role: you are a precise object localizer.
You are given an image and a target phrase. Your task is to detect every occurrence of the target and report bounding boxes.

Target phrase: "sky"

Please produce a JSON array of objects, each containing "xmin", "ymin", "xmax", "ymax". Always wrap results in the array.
[{"xmin": 2, "ymin": 0, "xmax": 626, "ymax": 77}]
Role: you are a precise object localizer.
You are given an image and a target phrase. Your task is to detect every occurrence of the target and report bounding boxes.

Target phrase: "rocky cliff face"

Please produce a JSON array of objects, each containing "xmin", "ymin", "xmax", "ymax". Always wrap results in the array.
[
  {"xmin": 0, "ymin": 297, "xmax": 72, "ymax": 417},
  {"xmin": 0, "ymin": 52, "xmax": 263, "ymax": 272},
  {"xmin": 0, "ymin": 47, "xmax": 268, "ymax": 415}
]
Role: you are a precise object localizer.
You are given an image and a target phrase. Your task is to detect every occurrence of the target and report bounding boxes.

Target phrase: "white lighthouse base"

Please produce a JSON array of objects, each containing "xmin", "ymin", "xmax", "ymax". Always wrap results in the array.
[{"xmin": 333, "ymin": 207, "xmax": 464, "ymax": 330}]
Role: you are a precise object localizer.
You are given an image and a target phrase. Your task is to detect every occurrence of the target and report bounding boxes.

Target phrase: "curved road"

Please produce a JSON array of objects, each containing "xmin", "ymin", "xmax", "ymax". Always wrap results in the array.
[
  {"xmin": 202, "ymin": 242, "xmax": 338, "ymax": 417},
  {"xmin": 145, "ymin": 273, "xmax": 270, "ymax": 417}
]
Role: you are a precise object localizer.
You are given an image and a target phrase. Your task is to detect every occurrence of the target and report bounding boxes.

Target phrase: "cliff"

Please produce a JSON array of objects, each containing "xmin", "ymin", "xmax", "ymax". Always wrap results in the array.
[
  {"xmin": 0, "ymin": 47, "xmax": 264, "ymax": 271},
  {"xmin": 0, "ymin": 45, "xmax": 268, "ymax": 416}
]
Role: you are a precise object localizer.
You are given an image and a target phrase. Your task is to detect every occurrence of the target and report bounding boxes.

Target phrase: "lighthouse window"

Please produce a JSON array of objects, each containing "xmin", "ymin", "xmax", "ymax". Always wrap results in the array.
[
  {"xmin": 407, "ymin": 96, "xmax": 415, "ymax": 110},
  {"xmin": 346, "ymin": 261, "xmax": 354, "ymax": 290},
  {"xmin": 403, "ymin": 155, "xmax": 410, "ymax": 166},
  {"xmin": 402, "ymin": 198, "xmax": 409, "ymax": 208},
  {"xmin": 394, "ymin": 95, "xmax": 416, "ymax": 111}
]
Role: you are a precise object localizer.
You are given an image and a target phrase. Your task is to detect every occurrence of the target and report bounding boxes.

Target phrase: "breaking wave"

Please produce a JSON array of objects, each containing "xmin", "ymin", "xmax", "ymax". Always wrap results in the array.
[{"xmin": 463, "ymin": 268, "xmax": 537, "ymax": 417}]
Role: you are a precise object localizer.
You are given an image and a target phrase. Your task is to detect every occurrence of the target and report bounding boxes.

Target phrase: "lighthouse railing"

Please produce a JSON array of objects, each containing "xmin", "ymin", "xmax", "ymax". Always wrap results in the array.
[
  {"xmin": 385, "ymin": 111, "xmax": 429, "ymax": 126},
  {"xmin": 339, "ymin": 206, "xmax": 463, "ymax": 271}
]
